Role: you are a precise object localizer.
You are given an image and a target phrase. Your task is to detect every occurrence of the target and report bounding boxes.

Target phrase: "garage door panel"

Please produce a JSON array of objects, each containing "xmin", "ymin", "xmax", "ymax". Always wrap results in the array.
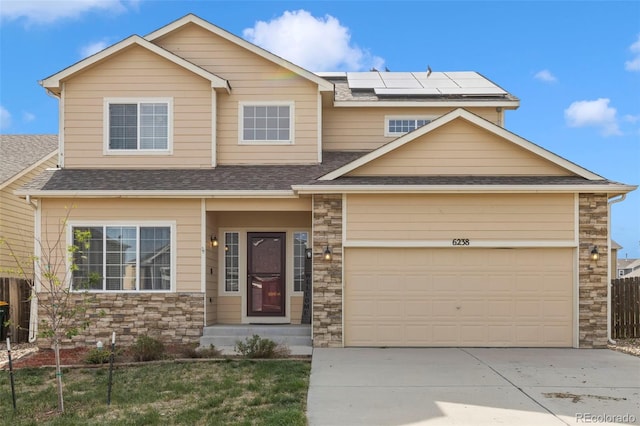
[{"xmin": 345, "ymin": 248, "xmax": 574, "ymax": 347}]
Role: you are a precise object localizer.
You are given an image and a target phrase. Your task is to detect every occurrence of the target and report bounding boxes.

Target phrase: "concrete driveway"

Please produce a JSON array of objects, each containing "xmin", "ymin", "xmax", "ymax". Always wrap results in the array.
[{"xmin": 307, "ymin": 348, "xmax": 639, "ymax": 425}]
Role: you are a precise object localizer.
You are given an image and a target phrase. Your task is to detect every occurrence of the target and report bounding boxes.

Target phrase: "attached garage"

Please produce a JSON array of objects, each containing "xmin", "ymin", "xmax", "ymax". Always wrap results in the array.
[{"xmin": 344, "ymin": 247, "xmax": 575, "ymax": 347}]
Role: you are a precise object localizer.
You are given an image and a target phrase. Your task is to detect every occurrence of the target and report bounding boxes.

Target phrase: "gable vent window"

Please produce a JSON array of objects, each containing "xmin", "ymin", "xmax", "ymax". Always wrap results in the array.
[
  {"xmin": 105, "ymin": 98, "xmax": 172, "ymax": 153},
  {"xmin": 385, "ymin": 117, "xmax": 433, "ymax": 136},
  {"xmin": 239, "ymin": 102, "xmax": 294, "ymax": 144}
]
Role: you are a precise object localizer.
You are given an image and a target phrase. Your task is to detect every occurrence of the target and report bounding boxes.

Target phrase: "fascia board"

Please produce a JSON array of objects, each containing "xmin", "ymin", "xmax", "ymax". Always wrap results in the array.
[
  {"xmin": 333, "ymin": 100, "xmax": 520, "ymax": 108},
  {"xmin": 14, "ymin": 189, "xmax": 297, "ymax": 198},
  {"xmin": 145, "ymin": 14, "xmax": 334, "ymax": 92},
  {"xmin": 40, "ymin": 35, "xmax": 230, "ymax": 93},
  {"xmin": 0, "ymin": 150, "xmax": 58, "ymax": 191},
  {"xmin": 292, "ymin": 183, "xmax": 638, "ymax": 195}
]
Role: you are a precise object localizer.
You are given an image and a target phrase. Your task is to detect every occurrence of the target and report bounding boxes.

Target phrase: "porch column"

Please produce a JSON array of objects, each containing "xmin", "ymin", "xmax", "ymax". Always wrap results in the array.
[
  {"xmin": 312, "ymin": 194, "xmax": 343, "ymax": 348},
  {"xmin": 578, "ymin": 193, "xmax": 609, "ymax": 348}
]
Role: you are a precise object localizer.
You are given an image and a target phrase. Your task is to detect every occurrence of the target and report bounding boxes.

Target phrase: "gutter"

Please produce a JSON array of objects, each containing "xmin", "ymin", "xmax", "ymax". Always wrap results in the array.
[{"xmin": 607, "ymin": 194, "xmax": 627, "ymax": 345}]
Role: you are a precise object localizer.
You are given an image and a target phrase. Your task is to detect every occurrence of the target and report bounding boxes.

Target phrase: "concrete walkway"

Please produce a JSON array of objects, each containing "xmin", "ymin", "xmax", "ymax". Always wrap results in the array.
[{"xmin": 307, "ymin": 348, "xmax": 640, "ymax": 425}]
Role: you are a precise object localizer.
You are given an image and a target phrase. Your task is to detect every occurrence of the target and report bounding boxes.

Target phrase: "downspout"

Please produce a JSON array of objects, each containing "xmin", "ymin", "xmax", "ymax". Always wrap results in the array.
[
  {"xmin": 607, "ymin": 194, "xmax": 626, "ymax": 345},
  {"xmin": 25, "ymin": 195, "xmax": 39, "ymax": 343}
]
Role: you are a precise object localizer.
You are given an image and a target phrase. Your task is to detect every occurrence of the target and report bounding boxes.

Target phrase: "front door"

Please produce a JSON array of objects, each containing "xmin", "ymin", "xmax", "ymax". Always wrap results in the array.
[{"xmin": 247, "ymin": 232, "xmax": 286, "ymax": 316}]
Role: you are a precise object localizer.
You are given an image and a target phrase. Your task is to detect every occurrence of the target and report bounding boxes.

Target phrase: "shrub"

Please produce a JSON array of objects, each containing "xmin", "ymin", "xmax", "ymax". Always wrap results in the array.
[
  {"xmin": 84, "ymin": 347, "xmax": 122, "ymax": 364},
  {"xmin": 234, "ymin": 335, "xmax": 290, "ymax": 359},
  {"xmin": 180, "ymin": 344, "xmax": 222, "ymax": 359},
  {"xmin": 130, "ymin": 335, "xmax": 165, "ymax": 362}
]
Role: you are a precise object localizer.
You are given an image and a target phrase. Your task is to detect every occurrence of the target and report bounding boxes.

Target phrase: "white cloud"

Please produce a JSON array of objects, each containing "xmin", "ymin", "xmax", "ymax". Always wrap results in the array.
[
  {"xmin": 534, "ymin": 69, "xmax": 557, "ymax": 83},
  {"xmin": 243, "ymin": 10, "xmax": 384, "ymax": 72},
  {"xmin": 1, "ymin": 0, "xmax": 129, "ymax": 25},
  {"xmin": 0, "ymin": 106, "xmax": 12, "ymax": 130},
  {"xmin": 564, "ymin": 98, "xmax": 622, "ymax": 136},
  {"xmin": 625, "ymin": 35, "xmax": 640, "ymax": 71},
  {"xmin": 80, "ymin": 40, "xmax": 110, "ymax": 58},
  {"xmin": 22, "ymin": 111, "xmax": 36, "ymax": 123}
]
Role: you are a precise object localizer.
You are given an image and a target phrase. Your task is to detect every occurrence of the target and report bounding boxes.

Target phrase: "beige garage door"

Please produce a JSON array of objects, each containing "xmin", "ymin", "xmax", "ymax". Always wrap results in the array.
[{"xmin": 345, "ymin": 247, "xmax": 574, "ymax": 347}]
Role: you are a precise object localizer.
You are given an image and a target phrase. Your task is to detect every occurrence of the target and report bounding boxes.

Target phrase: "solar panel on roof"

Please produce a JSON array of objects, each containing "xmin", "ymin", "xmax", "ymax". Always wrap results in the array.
[{"xmin": 374, "ymin": 88, "xmax": 441, "ymax": 96}]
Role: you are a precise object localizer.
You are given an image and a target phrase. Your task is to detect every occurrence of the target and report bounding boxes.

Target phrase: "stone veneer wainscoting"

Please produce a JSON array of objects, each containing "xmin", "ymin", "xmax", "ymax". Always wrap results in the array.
[
  {"xmin": 36, "ymin": 292, "xmax": 204, "ymax": 348},
  {"xmin": 578, "ymin": 193, "xmax": 609, "ymax": 348},
  {"xmin": 312, "ymin": 194, "xmax": 343, "ymax": 348}
]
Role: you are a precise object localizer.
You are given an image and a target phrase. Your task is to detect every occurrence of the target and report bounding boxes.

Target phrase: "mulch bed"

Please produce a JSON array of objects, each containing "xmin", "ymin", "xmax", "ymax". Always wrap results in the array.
[
  {"xmin": 11, "ymin": 347, "xmax": 90, "ymax": 368},
  {"xmin": 9, "ymin": 344, "xmax": 206, "ymax": 369}
]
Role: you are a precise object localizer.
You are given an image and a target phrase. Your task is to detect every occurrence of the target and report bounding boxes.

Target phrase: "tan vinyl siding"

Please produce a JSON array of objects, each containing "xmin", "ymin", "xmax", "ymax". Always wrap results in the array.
[
  {"xmin": 217, "ymin": 296, "xmax": 241, "ymax": 324},
  {"xmin": 62, "ymin": 45, "xmax": 213, "ymax": 168},
  {"xmin": 40, "ymin": 198, "xmax": 202, "ymax": 292},
  {"xmin": 154, "ymin": 23, "xmax": 319, "ymax": 164},
  {"xmin": 346, "ymin": 194, "xmax": 575, "ymax": 242},
  {"xmin": 349, "ymin": 119, "xmax": 572, "ymax": 176},
  {"xmin": 205, "ymin": 198, "xmax": 311, "ymax": 212},
  {"xmin": 0, "ymin": 156, "xmax": 57, "ymax": 276},
  {"xmin": 205, "ymin": 212, "xmax": 218, "ymax": 325},
  {"xmin": 322, "ymin": 106, "xmax": 501, "ymax": 151},
  {"xmin": 290, "ymin": 295, "xmax": 303, "ymax": 324}
]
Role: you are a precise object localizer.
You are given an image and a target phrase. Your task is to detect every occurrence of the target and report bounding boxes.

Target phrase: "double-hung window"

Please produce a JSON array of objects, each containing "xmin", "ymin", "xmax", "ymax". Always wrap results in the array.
[
  {"xmin": 385, "ymin": 116, "xmax": 433, "ymax": 136},
  {"xmin": 105, "ymin": 98, "xmax": 172, "ymax": 152},
  {"xmin": 71, "ymin": 224, "xmax": 173, "ymax": 291},
  {"xmin": 239, "ymin": 102, "xmax": 294, "ymax": 144}
]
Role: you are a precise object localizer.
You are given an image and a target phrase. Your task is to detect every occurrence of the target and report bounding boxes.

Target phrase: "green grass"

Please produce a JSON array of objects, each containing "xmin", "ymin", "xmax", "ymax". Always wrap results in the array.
[{"xmin": 0, "ymin": 360, "xmax": 310, "ymax": 425}]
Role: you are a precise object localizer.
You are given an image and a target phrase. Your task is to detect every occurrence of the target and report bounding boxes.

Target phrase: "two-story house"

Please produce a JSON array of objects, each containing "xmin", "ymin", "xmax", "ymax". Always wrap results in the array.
[{"xmin": 18, "ymin": 14, "xmax": 635, "ymax": 349}]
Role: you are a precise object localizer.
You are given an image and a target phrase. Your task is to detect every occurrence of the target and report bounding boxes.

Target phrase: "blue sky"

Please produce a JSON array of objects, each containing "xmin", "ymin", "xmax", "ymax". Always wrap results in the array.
[{"xmin": 1, "ymin": 0, "xmax": 639, "ymax": 257}]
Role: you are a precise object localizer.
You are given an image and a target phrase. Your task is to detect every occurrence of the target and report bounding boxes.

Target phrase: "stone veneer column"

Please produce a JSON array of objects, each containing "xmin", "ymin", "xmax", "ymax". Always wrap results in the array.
[
  {"xmin": 578, "ymin": 193, "xmax": 609, "ymax": 348},
  {"xmin": 312, "ymin": 194, "xmax": 343, "ymax": 348},
  {"xmin": 36, "ymin": 292, "xmax": 204, "ymax": 348}
]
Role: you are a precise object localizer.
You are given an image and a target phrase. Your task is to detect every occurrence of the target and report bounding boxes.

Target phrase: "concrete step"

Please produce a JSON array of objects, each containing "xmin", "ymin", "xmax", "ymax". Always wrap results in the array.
[{"xmin": 199, "ymin": 325, "xmax": 312, "ymax": 351}]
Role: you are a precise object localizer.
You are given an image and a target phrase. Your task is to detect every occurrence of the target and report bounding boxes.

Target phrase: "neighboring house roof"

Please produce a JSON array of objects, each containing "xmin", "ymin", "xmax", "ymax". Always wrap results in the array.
[
  {"xmin": 0, "ymin": 135, "xmax": 58, "ymax": 189},
  {"xmin": 624, "ymin": 268, "xmax": 640, "ymax": 278},
  {"xmin": 319, "ymin": 109, "xmax": 606, "ymax": 182},
  {"xmin": 617, "ymin": 258, "xmax": 638, "ymax": 270},
  {"xmin": 40, "ymin": 35, "xmax": 231, "ymax": 95},
  {"xmin": 145, "ymin": 14, "xmax": 334, "ymax": 93},
  {"xmin": 318, "ymin": 72, "xmax": 520, "ymax": 108}
]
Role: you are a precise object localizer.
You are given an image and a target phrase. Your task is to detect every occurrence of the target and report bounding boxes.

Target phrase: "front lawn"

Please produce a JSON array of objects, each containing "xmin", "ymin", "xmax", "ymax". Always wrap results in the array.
[{"xmin": 0, "ymin": 360, "xmax": 310, "ymax": 425}]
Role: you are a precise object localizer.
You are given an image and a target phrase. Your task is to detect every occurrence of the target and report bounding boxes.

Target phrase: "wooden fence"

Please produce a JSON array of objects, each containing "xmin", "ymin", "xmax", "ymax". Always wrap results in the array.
[
  {"xmin": 0, "ymin": 277, "xmax": 32, "ymax": 342},
  {"xmin": 611, "ymin": 277, "xmax": 640, "ymax": 339}
]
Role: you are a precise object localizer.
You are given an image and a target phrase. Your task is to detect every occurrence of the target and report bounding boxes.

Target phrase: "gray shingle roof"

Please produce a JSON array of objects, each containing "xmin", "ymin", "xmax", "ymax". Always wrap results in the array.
[
  {"xmin": 0, "ymin": 135, "xmax": 58, "ymax": 185},
  {"xmin": 20, "ymin": 151, "xmax": 366, "ymax": 192}
]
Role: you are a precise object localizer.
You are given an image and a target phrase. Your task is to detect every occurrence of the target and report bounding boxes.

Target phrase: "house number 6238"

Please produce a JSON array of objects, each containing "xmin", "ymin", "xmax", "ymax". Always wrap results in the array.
[{"xmin": 452, "ymin": 239, "xmax": 470, "ymax": 246}]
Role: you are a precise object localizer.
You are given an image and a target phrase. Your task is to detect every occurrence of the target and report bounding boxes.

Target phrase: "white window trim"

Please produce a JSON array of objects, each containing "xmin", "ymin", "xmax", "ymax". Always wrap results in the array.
[
  {"xmin": 384, "ymin": 115, "xmax": 436, "ymax": 137},
  {"xmin": 103, "ymin": 97, "xmax": 174, "ymax": 155},
  {"xmin": 222, "ymin": 231, "xmax": 240, "ymax": 294},
  {"xmin": 238, "ymin": 101, "xmax": 295, "ymax": 145},
  {"xmin": 67, "ymin": 221, "xmax": 176, "ymax": 293},
  {"xmin": 293, "ymin": 230, "xmax": 309, "ymax": 294}
]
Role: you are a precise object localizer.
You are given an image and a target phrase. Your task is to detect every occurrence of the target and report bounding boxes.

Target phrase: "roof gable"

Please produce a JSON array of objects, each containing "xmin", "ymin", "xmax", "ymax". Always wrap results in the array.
[
  {"xmin": 320, "ymin": 109, "xmax": 604, "ymax": 181},
  {"xmin": 40, "ymin": 35, "xmax": 230, "ymax": 95},
  {"xmin": 145, "ymin": 14, "xmax": 334, "ymax": 92}
]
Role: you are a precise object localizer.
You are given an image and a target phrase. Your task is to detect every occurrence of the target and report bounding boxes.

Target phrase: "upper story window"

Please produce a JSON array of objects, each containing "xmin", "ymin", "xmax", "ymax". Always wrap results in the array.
[
  {"xmin": 385, "ymin": 116, "xmax": 433, "ymax": 137},
  {"xmin": 104, "ymin": 98, "xmax": 172, "ymax": 153},
  {"xmin": 239, "ymin": 102, "xmax": 294, "ymax": 144}
]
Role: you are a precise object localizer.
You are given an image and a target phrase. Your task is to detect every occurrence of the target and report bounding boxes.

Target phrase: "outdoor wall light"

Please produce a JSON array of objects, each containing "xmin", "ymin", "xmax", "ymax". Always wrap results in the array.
[
  {"xmin": 210, "ymin": 235, "xmax": 218, "ymax": 247},
  {"xmin": 590, "ymin": 246, "xmax": 599, "ymax": 261},
  {"xmin": 305, "ymin": 248, "xmax": 313, "ymax": 260},
  {"xmin": 323, "ymin": 246, "xmax": 332, "ymax": 261}
]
